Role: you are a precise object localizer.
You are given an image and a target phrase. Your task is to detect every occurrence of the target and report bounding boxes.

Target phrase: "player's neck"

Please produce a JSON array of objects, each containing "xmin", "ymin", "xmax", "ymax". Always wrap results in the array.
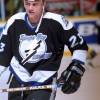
[{"xmin": 27, "ymin": 16, "xmax": 37, "ymax": 28}]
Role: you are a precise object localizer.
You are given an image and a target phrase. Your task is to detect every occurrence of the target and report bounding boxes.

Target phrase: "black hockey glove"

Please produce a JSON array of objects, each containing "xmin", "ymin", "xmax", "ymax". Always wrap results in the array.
[{"xmin": 58, "ymin": 61, "xmax": 85, "ymax": 94}]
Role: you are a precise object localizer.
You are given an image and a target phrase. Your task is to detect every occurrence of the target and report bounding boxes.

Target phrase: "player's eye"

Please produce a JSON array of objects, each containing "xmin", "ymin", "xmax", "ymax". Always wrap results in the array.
[{"xmin": 32, "ymin": 3, "xmax": 37, "ymax": 6}]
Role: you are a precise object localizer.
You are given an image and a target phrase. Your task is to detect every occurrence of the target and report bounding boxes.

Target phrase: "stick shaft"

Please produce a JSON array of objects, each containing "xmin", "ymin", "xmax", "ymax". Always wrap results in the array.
[{"xmin": 0, "ymin": 85, "xmax": 53, "ymax": 93}]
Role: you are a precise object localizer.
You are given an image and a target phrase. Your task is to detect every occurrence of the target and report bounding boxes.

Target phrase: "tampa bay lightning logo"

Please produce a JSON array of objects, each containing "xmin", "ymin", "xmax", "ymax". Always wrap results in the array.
[{"xmin": 19, "ymin": 33, "xmax": 49, "ymax": 64}]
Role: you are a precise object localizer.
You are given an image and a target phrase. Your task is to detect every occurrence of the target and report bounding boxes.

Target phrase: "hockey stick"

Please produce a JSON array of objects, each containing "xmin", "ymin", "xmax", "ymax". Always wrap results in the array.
[
  {"xmin": 0, "ymin": 84, "xmax": 52, "ymax": 93},
  {"xmin": 0, "ymin": 77, "xmax": 64, "ymax": 93},
  {"xmin": 0, "ymin": 84, "xmax": 61, "ymax": 93}
]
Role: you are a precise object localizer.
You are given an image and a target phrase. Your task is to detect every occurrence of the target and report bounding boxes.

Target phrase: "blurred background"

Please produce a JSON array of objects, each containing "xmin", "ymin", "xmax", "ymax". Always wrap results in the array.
[
  {"xmin": 0, "ymin": 0, "xmax": 100, "ymax": 100},
  {"xmin": 0, "ymin": 0, "xmax": 100, "ymax": 20}
]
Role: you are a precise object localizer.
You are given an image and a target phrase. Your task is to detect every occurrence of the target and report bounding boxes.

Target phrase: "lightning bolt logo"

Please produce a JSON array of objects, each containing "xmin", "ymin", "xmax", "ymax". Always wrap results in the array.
[
  {"xmin": 21, "ymin": 40, "xmax": 42, "ymax": 65},
  {"xmin": 19, "ymin": 33, "xmax": 47, "ymax": 64}
]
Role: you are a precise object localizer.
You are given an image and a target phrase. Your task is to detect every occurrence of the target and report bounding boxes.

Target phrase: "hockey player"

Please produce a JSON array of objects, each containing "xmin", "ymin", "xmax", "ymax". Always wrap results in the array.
[{"xmin": 0, "ymin": 0, "xmax": 88, "ymax": 100}]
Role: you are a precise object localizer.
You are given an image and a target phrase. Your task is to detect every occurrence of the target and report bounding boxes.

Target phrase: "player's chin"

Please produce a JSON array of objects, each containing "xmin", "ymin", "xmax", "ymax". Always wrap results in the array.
[
  {"xmin": 28, "ymin": 14, "xmax": 36, "ymax": 19},
  {"xmin": 28, "ymin": 13, "xmax": 35, "ymax": 17}
]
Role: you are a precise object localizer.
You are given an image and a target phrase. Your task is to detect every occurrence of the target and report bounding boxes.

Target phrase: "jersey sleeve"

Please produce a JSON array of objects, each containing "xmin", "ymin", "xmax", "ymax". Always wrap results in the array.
[
  {"xmin": 0, "ymin": 20, "xmax": 13, "ymax": 67},
  {"xmin": 59, "ymin": 16, "xmax": 88, "ymax": 64}
]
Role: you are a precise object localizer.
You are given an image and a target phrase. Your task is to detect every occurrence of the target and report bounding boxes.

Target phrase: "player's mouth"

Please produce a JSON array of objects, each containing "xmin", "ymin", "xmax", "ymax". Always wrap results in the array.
[{"xmin": 29, "ymin": 11, "xmax": 35, "ymax": 14}]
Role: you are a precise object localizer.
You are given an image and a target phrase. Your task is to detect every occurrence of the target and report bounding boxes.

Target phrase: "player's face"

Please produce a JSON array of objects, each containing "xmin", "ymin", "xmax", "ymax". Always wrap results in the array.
[{"xmin": 24, "ymin": 0, "xmax": 45, "ymax": 24}]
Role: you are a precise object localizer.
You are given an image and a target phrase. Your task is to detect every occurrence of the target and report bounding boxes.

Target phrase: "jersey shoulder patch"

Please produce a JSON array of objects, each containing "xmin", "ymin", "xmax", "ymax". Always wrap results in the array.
[
  {"xmin": 44, "ymin": 12, "xmax": 73, "ymax": 30},
  {"xmin": 1, "ymin": 12, "xmax": 26, "ymax": 35}
]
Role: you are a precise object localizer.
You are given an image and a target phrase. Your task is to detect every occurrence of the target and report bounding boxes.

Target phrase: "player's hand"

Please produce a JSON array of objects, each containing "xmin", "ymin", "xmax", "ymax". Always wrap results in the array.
[{"xmin": 58, "ymin": 61, "xmax": 85, "ymax": 94}]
